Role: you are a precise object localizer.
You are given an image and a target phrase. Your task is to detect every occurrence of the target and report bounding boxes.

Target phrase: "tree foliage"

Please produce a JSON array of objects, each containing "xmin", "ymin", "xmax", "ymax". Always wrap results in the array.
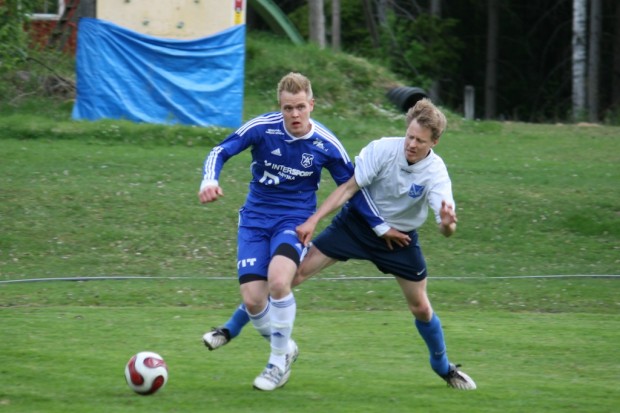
[
  {"xmin": 0, "ymin": 0, "xmax": 35, "ymax": 73},
  {"xmin": 276, "ymin": 0, "xmax": 619, "ymax": 123},
  {"xmin": 3, "ymin": 0, "xmax": 618, "ymax": 124},
  {"xmin": 378, "ymin": 12, "xmax": 463, "ymax": 92}
]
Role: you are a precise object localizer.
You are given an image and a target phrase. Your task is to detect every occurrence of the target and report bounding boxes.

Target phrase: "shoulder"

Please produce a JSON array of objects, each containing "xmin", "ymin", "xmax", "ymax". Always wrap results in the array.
[
  {"xmin": 310, "ymin": 119, "xmax": 350, "ymax": 160},
  {"xmin": 428, "ymin": 150, "xmax": 448, "ymax": 168},
  {"xmin": 426, "ymin": 151, "xmax": 451, "ymax": 179},
  {"xmin": 236, "ymin": 112, "xmax": 283, "ymax": 136},
  {"xmin": 311, "ymin": 119, "xmax": 340, "ymax": 144},
  {"xmin": 361, "ymin": 137, "xmax": 402, "ymax": 156},
  {"xmin": 377, "ymin": 137, "xmax": 403, "ymax": 147}
]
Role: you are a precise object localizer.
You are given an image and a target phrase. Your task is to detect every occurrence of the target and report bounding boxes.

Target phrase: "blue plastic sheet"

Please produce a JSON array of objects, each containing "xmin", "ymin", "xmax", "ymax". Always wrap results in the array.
[{"xmin": 72, "ymin": 18, "xmax": 245, "ymax": 128}]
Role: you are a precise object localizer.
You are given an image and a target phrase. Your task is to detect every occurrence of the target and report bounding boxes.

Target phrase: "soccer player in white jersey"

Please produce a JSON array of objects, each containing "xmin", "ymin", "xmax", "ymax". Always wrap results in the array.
[
  {"xmin": 294, "ymin": 98, "xmax": 477, "ymax": 390},
  {"xmin": 198, "ymin": 72, "xmax": 407, "ymax": 391}
]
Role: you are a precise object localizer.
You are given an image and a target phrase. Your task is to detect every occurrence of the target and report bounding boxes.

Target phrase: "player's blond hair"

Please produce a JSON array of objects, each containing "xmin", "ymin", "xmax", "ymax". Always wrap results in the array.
[
  {"xmin": 405, "ymin": 98, "xmax": 447, "ymax": 141},
  {"xmin": 277, "ymin": 72, "xmax": 313, "ymax": 102}
]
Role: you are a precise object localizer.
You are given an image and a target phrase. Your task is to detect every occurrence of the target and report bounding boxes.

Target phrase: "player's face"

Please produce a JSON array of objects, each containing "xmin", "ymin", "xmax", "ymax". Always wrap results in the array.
[
  {"xmin": 403, "ymin": 119, "xmax": 436, "ymax": 164},
  {"xmin": 280, "ymin": 91, "xmax": 314, "ymax": 137}
]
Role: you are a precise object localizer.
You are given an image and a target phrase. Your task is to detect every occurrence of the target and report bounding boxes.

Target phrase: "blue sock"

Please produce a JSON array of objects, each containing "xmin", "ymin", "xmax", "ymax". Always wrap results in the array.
[
  {"xmin": 415, "ymin": 313, "xmax": 450, "ymax": 377},
  {"xmin": 223, "ymin": 303, "xmax": 250, "ymax": 339}
]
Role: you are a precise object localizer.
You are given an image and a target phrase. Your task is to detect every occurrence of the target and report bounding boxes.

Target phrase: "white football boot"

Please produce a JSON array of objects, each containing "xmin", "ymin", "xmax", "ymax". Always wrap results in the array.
[
  {"xmin": 253, "ymin": 364, "xmax": 289, "ymax": 391},
  {"xmin": 442, "ymin": 363, "xmax": 477, "ymax": 390},
  {"xmin": 202, "ymin": 327, "xmax": 230, "ymax": 351},
  {"xmin": 285, "ymin": 339, "xmax": 299, "ymax": 373},
  {"xmin": 253, "ymin": 339, "xmax": 299, "ymax": 391}
]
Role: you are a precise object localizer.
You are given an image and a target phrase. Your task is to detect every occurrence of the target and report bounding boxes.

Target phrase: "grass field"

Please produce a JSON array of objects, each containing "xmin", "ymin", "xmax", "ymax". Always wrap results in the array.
[
  {"xmin": 1, "ymin": 277, "xmax": 619, "ymax": 413},
  {"xmin": 1, "ymin": 120, "xmax": 618, "ymax": 280},
  {"xmin": 1, "ymin": 34, "xmax": 619, "ymax": 412},
  {"xmin": 1, "ymin": 121, "xmax": 619, "ymax": 412}
]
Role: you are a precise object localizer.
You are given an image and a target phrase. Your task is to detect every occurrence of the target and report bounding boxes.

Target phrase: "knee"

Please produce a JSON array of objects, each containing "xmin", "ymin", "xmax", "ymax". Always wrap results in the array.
[
  {"xmin": 243, "ymin": 300, "xmax": 266, "ymax": 315},
  {"xmin": 241, "ymin": 293, "xmax": 267, "ymax": 315},
  {"xmin": 268, "ymin": 277, "xmax": 291, "ymax": 298},
  {"xmin": 410, "ymin": 302, "xmax": 433, "ymax": 322}
]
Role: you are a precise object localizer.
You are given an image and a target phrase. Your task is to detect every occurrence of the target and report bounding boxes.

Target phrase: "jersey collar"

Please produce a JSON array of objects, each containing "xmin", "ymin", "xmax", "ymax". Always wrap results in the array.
[{"xmin": 283, "ymin": 119, "xmax": 315, "ymax": 142}]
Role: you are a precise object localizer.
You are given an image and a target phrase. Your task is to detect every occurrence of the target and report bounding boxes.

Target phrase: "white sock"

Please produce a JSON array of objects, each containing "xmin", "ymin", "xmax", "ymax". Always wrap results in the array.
[
  {"xmin": 248, "ymin": 301, "xmax": 271, "ymax": 341},
  {"xmin": 268, "ymin": 292, "xmax": 296, "ymax": 371}
]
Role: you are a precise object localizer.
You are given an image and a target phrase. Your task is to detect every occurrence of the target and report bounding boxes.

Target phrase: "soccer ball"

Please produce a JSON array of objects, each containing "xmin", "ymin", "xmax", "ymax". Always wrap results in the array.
[{"xmin": 125, "ymin": 351, "xmax": 168, "ymax": 395}]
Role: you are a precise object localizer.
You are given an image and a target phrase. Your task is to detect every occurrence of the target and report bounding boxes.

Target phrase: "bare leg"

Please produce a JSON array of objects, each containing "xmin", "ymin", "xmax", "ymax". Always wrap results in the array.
[
  {"xmin": 395, "ymin": 277, "xmax": 450, "ymax": 377},
  {"xmin": 293, "ymin": 245, "xmax": 338, "ymax": 287},
  {"xmin": 241, "ymin": 280, "xmax": 271, "ymax": 340}
]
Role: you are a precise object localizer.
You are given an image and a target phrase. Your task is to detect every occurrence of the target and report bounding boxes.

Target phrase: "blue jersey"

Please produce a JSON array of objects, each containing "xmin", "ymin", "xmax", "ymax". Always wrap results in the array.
[{"xmin": 202, "ymin": 112, "xmax": 384, "ymax": 228}]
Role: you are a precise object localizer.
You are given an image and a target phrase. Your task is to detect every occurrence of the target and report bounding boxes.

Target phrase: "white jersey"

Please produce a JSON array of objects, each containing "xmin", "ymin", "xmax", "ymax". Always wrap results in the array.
[{"xmin": 354, "ymin": 137, "xmax": 455, "ymax": 233}]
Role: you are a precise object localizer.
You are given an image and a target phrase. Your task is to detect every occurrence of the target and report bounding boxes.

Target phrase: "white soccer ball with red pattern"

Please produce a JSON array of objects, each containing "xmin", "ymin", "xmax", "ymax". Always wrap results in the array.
[{"xmin": 125, "ymin": 351, "xmax": 168, "ymax": 395}]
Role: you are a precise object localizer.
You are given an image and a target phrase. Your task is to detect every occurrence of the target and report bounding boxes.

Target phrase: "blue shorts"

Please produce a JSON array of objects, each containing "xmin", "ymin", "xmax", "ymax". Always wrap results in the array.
[
  {"xmin": 313, "ymin": 205, "xmax": 428, "ymax": 281},
  {"xmin": 236, "ymin": 208, "xmax": 305, "ymax": 282}
]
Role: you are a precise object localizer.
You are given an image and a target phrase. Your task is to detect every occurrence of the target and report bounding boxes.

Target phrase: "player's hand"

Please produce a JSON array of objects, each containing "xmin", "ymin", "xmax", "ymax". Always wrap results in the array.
[
  {"xmin": 381, "ymin": 228, "xmax": 411, "ymax": 250},
  {"xmin": 439, "ymin": 200, "xmax": 457, "ymax": 237},
  {"xmin": 296, "ymin": 220, "xmax": 318, "ymax": 246},
  {"xmin": 439, "ymin": 200, "xmax": 457, "ymax": 226},
  {"xmin": 198, "ymin": 186, "xmax": 224, "ymax": 203}
]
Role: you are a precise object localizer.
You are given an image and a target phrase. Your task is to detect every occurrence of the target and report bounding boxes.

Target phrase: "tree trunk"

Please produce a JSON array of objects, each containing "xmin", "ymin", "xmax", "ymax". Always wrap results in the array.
[
  {"xmin": 485, "ymin": 0, "xmax": 499, "ymax": 119},
  {"xmin": 309, "ymin": 0, "xmax": 326, "ymax": 48},
  {"xmin": 332, "ymin": 0, "xmax": 341, "ymax": 51},
  {"xmin": 362, "ymin": 0, "xmax": 379, "ymax": 48},
  {"xmin": 587, "ymin": 0, "xmax": 601, "ymax": 122},
  {"xmin": 376, "ymin": 0, "xmax": 388, "ymax": 25},
  {"xmin": 612, "ymin": 1, "xmax": 620, "ymax": 113},
  {"xmin": 572, "ymin": 0, "xmax": 587, "ymax": 121},
  {"xmin": 429, "ymin": 0, "xmax": 442, "ymax": 103}
]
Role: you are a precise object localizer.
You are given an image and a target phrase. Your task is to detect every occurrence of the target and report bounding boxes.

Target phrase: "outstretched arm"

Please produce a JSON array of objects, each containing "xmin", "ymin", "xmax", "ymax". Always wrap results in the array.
[{"xmin": 296, "ymin": 176, "xmax": 360, "ymax": 246}]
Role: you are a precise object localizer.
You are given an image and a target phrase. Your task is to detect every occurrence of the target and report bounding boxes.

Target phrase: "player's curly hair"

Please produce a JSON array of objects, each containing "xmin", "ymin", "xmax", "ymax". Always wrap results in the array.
[
  {"xmin": 277, "ymin": 72, "xmax": 314, "ymax": 103},
  {"xmin": 405, "ymin": 99, "xmax": 447, "ymax": 141}
]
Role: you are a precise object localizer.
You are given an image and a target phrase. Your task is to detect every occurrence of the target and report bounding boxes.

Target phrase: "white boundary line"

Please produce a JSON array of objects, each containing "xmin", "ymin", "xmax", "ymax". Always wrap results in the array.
[{"xmin": 0, "ymin": 274, "xmax": 619, "ymax": 284}]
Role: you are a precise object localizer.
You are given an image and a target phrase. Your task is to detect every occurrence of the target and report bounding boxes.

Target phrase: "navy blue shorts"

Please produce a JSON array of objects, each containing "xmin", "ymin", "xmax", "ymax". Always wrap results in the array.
[{"xmin": 313, "ymin": 205, "xmax": 428, "ymax": 281}]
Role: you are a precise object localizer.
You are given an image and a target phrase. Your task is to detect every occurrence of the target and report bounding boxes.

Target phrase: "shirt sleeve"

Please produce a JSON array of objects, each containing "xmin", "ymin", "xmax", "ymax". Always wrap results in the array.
[
  {"xmin": 428, "ymin": 173, "xmax": 455, "ymax": 224},
  {"xmin": 324, "ymin": 142, "xmax": 387, "ymax": 235},
  {"xmin": 200, "ymin": 128, "xmax": 255, "ymax": 189},
  {"xmin": 352, "ymin": 189, "xmax": 390, "ymax": 236},
  {"xmin": 351, "ymin": 140, "xmax": 390, "ymax": 236},
  {"xmin": 353, "ymin": 140, "xmax": 383, "ymax": 188}
]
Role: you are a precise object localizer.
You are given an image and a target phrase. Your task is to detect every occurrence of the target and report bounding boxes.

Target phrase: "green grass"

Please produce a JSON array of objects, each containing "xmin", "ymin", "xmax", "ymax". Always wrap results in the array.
[
  {"xmin": 1, "ymin": 120, "xmax": 618, "ymax": 280},
  {"xmin": 1, "ymin": 278, "xmax": 619, "ymax": 413},
  {"xmin": 1, "ymin": 33, "xmax": 619, "ymax": 413}
]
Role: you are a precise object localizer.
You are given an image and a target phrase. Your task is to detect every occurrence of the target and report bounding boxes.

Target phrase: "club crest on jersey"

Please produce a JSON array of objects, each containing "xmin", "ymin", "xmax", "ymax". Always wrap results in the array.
[
  {"xmin": 301, "ymin": 153, "xmax": 314, "ymax": 168},
  {"xmin": 408, "ymin": 183, "xmax": 425, "ymax": 198}
]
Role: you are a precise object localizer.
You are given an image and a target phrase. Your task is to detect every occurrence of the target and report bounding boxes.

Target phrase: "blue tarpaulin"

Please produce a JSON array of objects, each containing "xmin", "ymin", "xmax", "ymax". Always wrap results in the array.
[{"xmin": 72, "ymin": 18, "xmax": 245, "ymax": 128}]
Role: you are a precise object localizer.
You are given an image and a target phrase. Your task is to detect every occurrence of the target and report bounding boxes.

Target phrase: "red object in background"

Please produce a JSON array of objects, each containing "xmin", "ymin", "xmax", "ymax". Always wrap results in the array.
[
  {"xmin": 26, "ymin": 0, "xmax": 80, "ymax": 55},
  {"xmin": 28, "ymin": 19, "xmax": 78, "ymax": 54}
]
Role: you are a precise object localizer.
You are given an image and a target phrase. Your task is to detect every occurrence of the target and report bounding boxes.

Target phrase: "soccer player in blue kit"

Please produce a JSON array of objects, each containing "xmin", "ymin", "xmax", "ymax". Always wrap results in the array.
[{"xmin": 198, "ymin": 72, "xmax": 406, "ymax": 391}]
